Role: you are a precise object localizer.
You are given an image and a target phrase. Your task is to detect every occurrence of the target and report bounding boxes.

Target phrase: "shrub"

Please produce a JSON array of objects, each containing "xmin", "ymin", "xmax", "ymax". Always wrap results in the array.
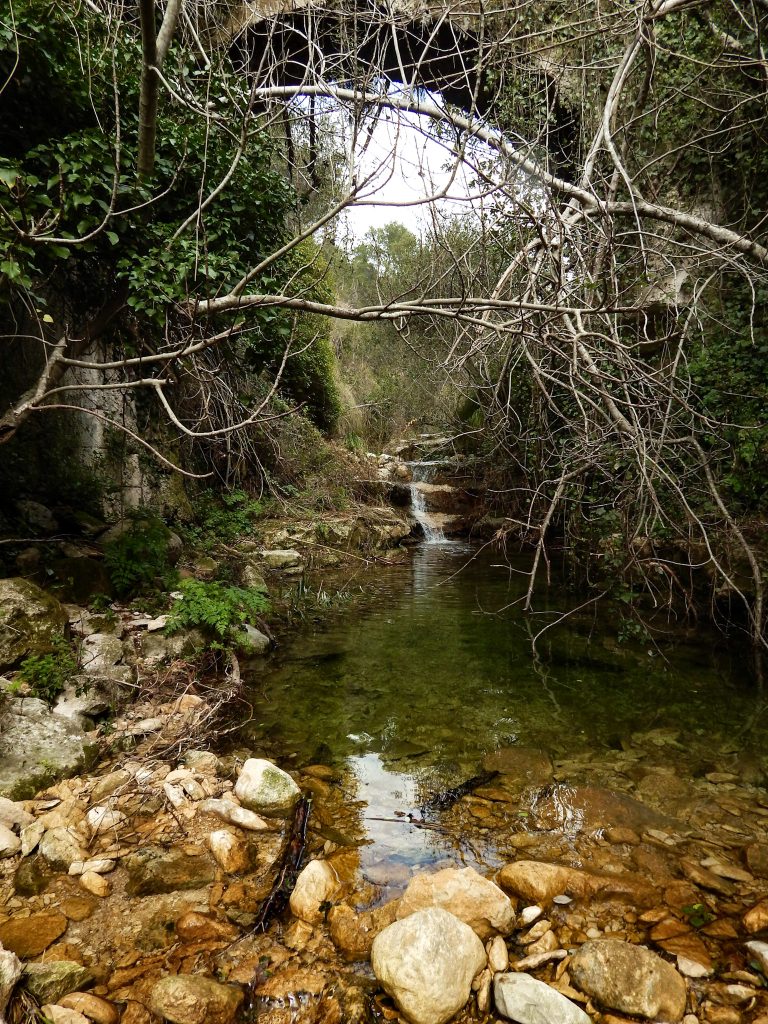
[
  {"xmin": 17, "ymin": 633, "xmax": 78, "ymax": 703},
  {"xmin": 104, "ymin": 515, "xmax": 176, "ymax": 597},
  {"xmin": 166, "ymin": 579, "xmax": 269, "ymax": 645}
]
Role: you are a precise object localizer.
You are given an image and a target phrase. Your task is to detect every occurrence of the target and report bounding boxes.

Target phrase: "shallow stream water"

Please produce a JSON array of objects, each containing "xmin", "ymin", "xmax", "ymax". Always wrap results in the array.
[{"xmin": 240, "ymin": 541, "xmax": 763, "ymax": 887}]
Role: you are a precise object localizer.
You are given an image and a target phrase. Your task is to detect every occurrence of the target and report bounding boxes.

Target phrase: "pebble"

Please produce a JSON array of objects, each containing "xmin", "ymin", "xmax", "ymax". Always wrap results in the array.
[
  {"xmin": 68, "ymin": 859, "xmax": 116, "ymax": 876},
  {"xmin": 58, "ymin": 992, "xmax": 120, "ymax": 1024},
  {"xmin": 198, "ymin": 798, "xmax": 269, "ymax": 831},
  {"xmin": 487, "ymin": 935, "xmax": 509, "ymax": 973},
  {"xmin": 520, "ymin": 905, "xmax": 543, "ymax": 924}
]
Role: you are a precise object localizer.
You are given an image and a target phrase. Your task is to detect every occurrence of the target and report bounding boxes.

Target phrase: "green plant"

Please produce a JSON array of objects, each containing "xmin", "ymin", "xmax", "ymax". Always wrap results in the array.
[
  {"xmin": 104, "ymin": 515, "xmax": 177, "ymax": 597},
  {"xmin": 17, "ymin": 634, "xmax": 78, "ymax": 704},
  {"xmin": 681, "ymin": 903, "xmax": 715, "ymax": 929},
  {"xmin": 183, "ymin": 489, "xmax": 267, "ymax": 550},
  {"xmin": 166, "ymin": 578, "xmax": 270, "ymax": 645}
]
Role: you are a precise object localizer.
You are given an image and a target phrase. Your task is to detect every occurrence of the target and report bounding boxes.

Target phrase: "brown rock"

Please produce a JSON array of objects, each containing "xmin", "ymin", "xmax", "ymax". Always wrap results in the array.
[
  {"xmin": 396, "ymin": 866, "xmax": 515, "ymax": 939},
  {"xmin": 656, "ymin": 932, "xmax": 713, "ymax": 973},
  {"xmin": 746, "ymin": 843, "xmax": 768, "ymax": 879},
  {"xmin": 680, "ymin": 858, "xmax": 734, "ymax": 896},
  {"xmin": 125, "ymin": 846, "xmax": 215, "ymax": 896},
  {"xmin": 701, "ymin": 919, "xmax": 739, "ymax": 939},
  {"xmin": 664, "ymin": 881, "xmax": 702, "ymax": 910},
  {"xmin": 650, "ymin": 919, "xmax": 692, "ymax": 942},
  {"xmin": 58, "ymin": 993, "xmax": 120, "ymax": 1024},
  {"xmin": 60, "ymin": 897, "xmax": 96, "ymax": 922},
  {"xmin": 80, "ymin": 872, "xmax": 110, "ymax": 898},
  {"xmin": 39, "ymin": 1007, "xmax": 89, "ymax": 1024},
  {"xmin": 531, "ymin": 785, "xmax": 672, "ymax": 834},
  {"xmin": 120, "ymin": 1002, "xmax": 152, "ymax": 1024},
  {"xmin": 481, "ymin": 746, "xmax": 553, "ymax": 785},
  {"xmin": 498, "ymin": 860, "xmax": 655, "ymax": 907},
  {"xmin": 569, "ymin": 939, "xmax": 687, "ymax": 1022},
  {"xmin": 329, "ymin": 901, "xmax": 400, "ymax": 961},
  {"xmin": 175, "ymin": 912, "xmax": 240, "ymax": 944},
  {"xmin": 148, "ymin": 974, "xmax": 243, "ymax": 1024},
  {"xmin": 744, "ymin": 899, "xmax": 768, "ymax": 934},
  {"xmin": 0, "ymin": 911, "xmax": 67, "ymax": 958}
]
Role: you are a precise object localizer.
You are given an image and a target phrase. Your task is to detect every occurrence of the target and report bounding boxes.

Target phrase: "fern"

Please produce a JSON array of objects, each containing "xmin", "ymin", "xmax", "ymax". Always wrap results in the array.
[{"xmin": 166, "ymin": 579, "xmax": 269, "ymax": 643}]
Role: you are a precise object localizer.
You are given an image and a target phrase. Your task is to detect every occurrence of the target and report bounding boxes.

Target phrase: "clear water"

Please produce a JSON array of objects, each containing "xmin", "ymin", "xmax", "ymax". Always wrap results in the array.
[{"xmin": 239, "ymin": 542, "xmax": 762, "ymax": 877}]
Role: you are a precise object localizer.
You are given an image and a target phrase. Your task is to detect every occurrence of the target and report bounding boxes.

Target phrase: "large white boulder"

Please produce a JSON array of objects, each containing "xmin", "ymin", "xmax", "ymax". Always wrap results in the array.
[
  {"xmin": 371, "ymin": 908, "xmax": 486, "ymax": 1024},
  {"xmin": 234, "ymin": 759, "xmax": 300, "ymax": 816}
]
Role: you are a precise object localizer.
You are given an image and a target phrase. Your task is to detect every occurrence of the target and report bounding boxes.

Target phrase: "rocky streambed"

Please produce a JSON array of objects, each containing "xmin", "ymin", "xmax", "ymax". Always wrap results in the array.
[{"xmin": 2, "ymin": 719, "xmax": 768, "ymax": 1024}]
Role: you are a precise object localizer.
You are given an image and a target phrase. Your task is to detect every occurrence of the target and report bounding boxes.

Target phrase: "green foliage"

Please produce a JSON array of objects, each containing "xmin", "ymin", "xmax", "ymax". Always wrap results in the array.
[
  {"xmin": 182, "ymin": 489, "xmax": 267, "ymax": 551},
  {"xmin": 166, "ymin": 578, "xmax": 270, "ymax": 644},
  {"xmin": 681, "ymin": 903, "xmax": 715, "ymax": 929},
  {"xmin": 17, "ymin": 634, "xmax": 77, "ymax": 704},
  {"xmin": 104, "ymin": 516, "xmax": 176, "ymax": 597}
]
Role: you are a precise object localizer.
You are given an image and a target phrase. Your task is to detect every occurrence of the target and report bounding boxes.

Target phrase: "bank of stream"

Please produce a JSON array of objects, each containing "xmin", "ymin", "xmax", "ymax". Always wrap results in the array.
[{"xmin": 3, "ymin": 534, "xmax": 768, "ymax": 1024}]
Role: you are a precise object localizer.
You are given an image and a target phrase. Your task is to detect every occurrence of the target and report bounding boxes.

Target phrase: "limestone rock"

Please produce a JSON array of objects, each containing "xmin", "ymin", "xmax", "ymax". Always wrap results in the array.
[
  {"xmin": 23, "ymin": 961, "xmax": 92, "ymax": 1003},
  {"xmin": 397, "ymin": 866, "xmax": 515, "ymax": 940},
  {"xmin": 0, "ymin": 944, "xmax": 22, "ymax": 1021},
  {"xmin": 289, "ymin": 860, "xmax": 341, "ymax": 924},
  {"xmin": 746, "ymin": 843, "xmax": 768, "ymax": 879},
  {"xmin": 494, "ymin": 972, "xmax": 590, "ymax": 1024},
  {"xmin": 40, "ymin": 827, "xmax": 89, "ymax": 871},
  {"xmin": 140, "ymin": 630, "xmax": 205, "ymax": 667},
  {"xmin": 746, "ymin": 940, "xmax": 768, "ymax": 975},
  {"xmin": 125, "ymin": 846, "xmax": 216, "ymax": 896},
  {"xmin": 0, "ymin": 797, "xmax": 34, "ymax": 830},
  {"xmin": 235, "ymin": 625, "xmax": 271, "ymax": 655},
  {"xmin": 260, "ymin": 550, "xmax": 302, "ymax": 570},
  {"xmin": 0, "ymin": 823, "xmax": 21, "ymax": 858},
  {"xmin": 57, "ymin": 993, "xmax": 119, "ymax": 1024},
  {"xmin": 569, "ymin": 939, "xmax": 687, "ymax": 1022},
  {"xmin": 86, "ymin": 806, "xmax": 126, "ymax": 835},
  {"xmin": 208, "ymin": 830, "xmax": 249, "ymax": 874},
  {"xmin": 148, "ymin": 974, "xmax": 243, "ymax": 1024},
  {"xmin": 0, "ymin": 577, "xmax": 68, "ymax": 669},
  {"xmin": 371, "ymin": 908, "xmax": 486, "ymax": 1024},
  {"xmin": 0, "ymin": 702, "xmax": 96, "ymax": 800},
  {"xmin": 0, "ymin": 912, "xmax": 67, "ymax": 958},
  {"xmin": 234, "ymin": 759, "xmax": 300, "ymax": 816},
  {"xmin": 80, "ymin": 871, "xmax": 110, "ymax": 897},
  {"xmin": 488, "ymin": 935, "xmax": 509, "ymax": 973},
  {"xmin": 197, "ymin": 798, "xmax": 269, "ymax": 831}
]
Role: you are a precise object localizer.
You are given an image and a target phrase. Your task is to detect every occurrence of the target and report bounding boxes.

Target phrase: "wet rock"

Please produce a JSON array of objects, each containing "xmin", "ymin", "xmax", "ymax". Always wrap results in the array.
[
  {"xmin": 329, "ymin": 900, "xmax": 400, "ymax": 961},
  {"xmin": 746, "ymin": 843, "xmax": 768, "ymax": 879},
  {"xmin": 39, "ymin": 1006, "xmax": 90, "ymax": 1024},
  {"xmin": 396, "ymin": 866, "xmax": 515, "ymax": 940},
  {"xmin": 530, "ymin": 785, "xmax": 672, "ymax": 834},
  {"xmin": 23, "ymin": 961, "xmax": 92, "ymax": 1003},
  {"xmin": 498, "ymin": 860, "xmax": 654, "ymax": 906},
  {"xmin": 148, "ymin": 974, "xmax": 243, "ymax": 1024},
  {"xmin": 744, "ymin": 899, "xmax": 768, "ymax": 934},
  {"xmin": 0, "ymin": 577, "xmax": 68, "ymax": 669},
  {"xmin": 197, "ymin": 798, "xmax": 269, "ymax": 831},
  {"xmin": 680, "ymin": 858, "xmax": 734, "ymax": 896},
  {"xmin": 494, "ymin": 972, "xmax": 590, "ymax": 1024},
  {"xmin": 234, "ymin": 759, "xmax": 300, "ymax": 816},
  {"xmin": 0, "ymin": 911, "xmax": 67, "ymax": 958},
  {"xmin": 40, "ymin": 827, "xmax": 89, "ymax": 871},
  {"xmin": 746, "ymin": 940, "xmax": 768, "ymax": 975},
  {"xmin": 289, "ymin": 859, "xmax": 341, "ymax": 925},
  {"xmin": 175, "ymin": 912, "xmax": 240, "ymax": 944},
  {"xmin": 208, "ymin": 830, "xmax": 249, "ymax": 874},
  {"xmin": 0, "ymin": 822, "xmax": 21, "ymax": 858},
  {"xmin": 371, "ymin": 908, "xmax": 486, "ymax": 1024},
  {"xmin": 481, "ymin": 747, "xmax": 553, "ymax": 787},
  {"xmin": 0, "ymin": 945, "xmax": 22, "ymax": 1021},
  {"xmin": 498, "ymin": 861, "xmax": 600, "ymax": 904},
  {"xmin": 125, "ymin": 846, "xmax": 216, "ymax": 896},
  {"xmin": 569, "ymin": 939, "xmax": 687, "ymax": 1022},
  {"xmin": 487, "ymin": 935, "xmax": 509, "ymax": 973},
  {"xmin": 57, "ymin": 993, "xmax": 119, "ymax": 1024},
  {"xmin": 0, "ymin": 698, "xmax": 96, "ymax": 800}
]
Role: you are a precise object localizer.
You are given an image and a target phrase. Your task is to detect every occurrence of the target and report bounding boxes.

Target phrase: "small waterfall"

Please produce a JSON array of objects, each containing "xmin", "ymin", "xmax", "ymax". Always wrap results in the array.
[{"xmin": 409, "ymin": 464, "xmax": 447, "ymax": 544}]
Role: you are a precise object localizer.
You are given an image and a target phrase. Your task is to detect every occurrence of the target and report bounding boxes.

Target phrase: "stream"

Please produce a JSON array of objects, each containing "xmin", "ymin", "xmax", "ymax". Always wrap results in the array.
[{"xmin": 239, "ymin": 540, "xmax": 765, "ymax": 895}]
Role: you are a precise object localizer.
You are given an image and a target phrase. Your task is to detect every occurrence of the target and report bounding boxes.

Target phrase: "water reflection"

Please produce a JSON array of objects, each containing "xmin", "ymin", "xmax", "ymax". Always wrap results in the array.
[{"xmin": 241, "ymin": 543, "xmax": 756, "ymax": 876}]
